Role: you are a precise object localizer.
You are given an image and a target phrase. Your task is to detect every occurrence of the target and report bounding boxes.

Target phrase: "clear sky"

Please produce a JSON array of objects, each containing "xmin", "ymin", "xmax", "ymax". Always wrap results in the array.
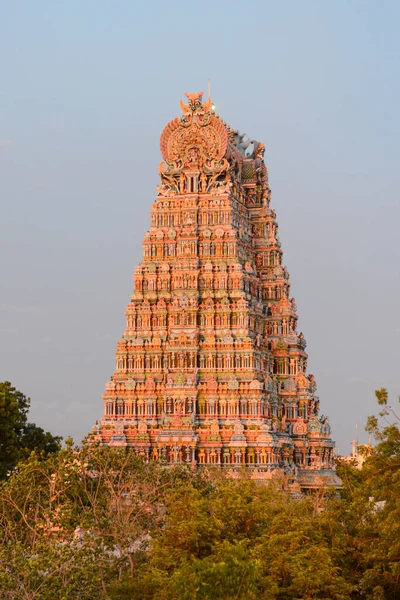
[{"xmin": 1, "ymin": 0, "xmax": 399, "ymax": 453}]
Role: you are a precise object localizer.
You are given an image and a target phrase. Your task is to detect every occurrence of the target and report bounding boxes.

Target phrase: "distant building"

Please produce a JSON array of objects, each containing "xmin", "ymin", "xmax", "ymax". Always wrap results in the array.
[
  {"xmin": 93, "ymin": 92, "xmax": 341, "ymax": 490},
  {"xmin": 341, "ymin": 440, "xmax": 373, "ymax": 469}
]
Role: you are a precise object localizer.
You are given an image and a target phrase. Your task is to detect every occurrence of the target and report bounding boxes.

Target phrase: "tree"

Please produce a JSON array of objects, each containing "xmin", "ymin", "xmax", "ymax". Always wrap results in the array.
[
  {"xmin": 333, "ymin": 388, "xmax": 400, "ymax": 599},
  {"xmin": 137, "ymin": 476, "xmax": 354, "ymax": 600},
  {"xmin": 0, "ymin": 382, "xmax": 61, "ymax": 478},
  {"xmin": 0, "ymin": 381, "xmax": 30, "ymax": 478},
  {"xmin": 20, "ymin": 422, "xmax": 62, "ymax": 457},
  {"xmin": 0, "ymin": 441, "xmax": 196, "ymax": 599},
  {"xmin": 358, "ymin": 388, "xmax": 400, "ymax": 598}
]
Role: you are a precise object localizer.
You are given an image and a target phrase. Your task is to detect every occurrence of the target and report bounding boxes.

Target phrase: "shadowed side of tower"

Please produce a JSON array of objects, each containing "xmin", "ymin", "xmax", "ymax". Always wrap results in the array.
[{"xmin": 92, "ymin": 92, "xmax": 341, "ymax": 491}]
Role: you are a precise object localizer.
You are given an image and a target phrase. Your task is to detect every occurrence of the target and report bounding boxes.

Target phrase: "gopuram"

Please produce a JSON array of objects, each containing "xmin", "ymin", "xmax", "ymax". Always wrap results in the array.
[{"xmin": 93, "ymin": 92, "xmax": 340, "ymax": 490}]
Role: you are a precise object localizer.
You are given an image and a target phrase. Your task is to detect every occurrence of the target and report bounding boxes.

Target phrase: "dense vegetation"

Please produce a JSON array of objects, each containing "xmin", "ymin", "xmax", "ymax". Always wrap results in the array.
[
  {"xmin": 0, "ymin": 382, "xmax": 62, "ymax": 480},
  {"xmin": 0, "ymin": 388, "xmax": 398, "ymax": 599}
]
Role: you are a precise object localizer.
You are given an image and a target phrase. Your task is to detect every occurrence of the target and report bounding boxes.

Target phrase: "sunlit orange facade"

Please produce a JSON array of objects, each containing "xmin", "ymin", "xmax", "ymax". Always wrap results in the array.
[{"xmin": 93, "ymin": 92, "xmax": 339, "ymax": 489}]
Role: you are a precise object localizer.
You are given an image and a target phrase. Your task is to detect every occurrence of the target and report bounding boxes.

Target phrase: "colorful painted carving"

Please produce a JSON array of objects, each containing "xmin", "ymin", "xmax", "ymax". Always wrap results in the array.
[{"xmin": 94, "ymin": 93, "xmax": 340, "ymax": 490}]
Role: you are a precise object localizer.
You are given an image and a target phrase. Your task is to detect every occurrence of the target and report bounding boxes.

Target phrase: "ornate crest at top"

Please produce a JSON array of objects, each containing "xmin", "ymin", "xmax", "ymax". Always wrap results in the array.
[{"xmin": 159, "ymin": 92, "xmax": 227, "ymax": 167}]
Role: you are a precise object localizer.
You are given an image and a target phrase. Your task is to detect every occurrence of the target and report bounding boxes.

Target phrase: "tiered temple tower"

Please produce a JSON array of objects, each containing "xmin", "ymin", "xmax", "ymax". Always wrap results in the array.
[{"xmin": 93, "ymin": 92, "xmax": 340, "ymax": 490}]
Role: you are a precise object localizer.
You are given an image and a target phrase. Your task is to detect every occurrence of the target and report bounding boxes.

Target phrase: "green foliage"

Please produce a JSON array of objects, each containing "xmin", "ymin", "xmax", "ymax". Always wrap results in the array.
[
  {"xmin": 167, "ymin": 540, "xmax": 264, "ymax": 600},
  {"xmin": 20, "ymin": 422, "xmax": 62, "ymax": 457},
  {"xmin": 0, "ymin": 381, "xmax": 62, "ymax": 479},
  {"xmin": 0, "ymin": 442, "xmax": 196, "ymax": 599},
  {"xmin": 375, "ymin": 388, "xmax": 388, "ymax": 406},
  {"xmin": 0, "ymin": 381, "xmax": 30, "ymax": 478},
  {"xmin": 0, "ymin": 388, "xmax": 399, "ymax": 599}
]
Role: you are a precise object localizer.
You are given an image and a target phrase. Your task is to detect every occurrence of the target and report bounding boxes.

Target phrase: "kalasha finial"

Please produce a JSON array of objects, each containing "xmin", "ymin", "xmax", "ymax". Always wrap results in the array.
[{"xmin": 180, "ymin": 91, "xmax": 212, "ymax": 114}]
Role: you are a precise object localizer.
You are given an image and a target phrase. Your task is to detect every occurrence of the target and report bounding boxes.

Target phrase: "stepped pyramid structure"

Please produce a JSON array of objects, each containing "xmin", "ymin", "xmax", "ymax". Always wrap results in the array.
[{"xmin": 93, "ymin": 92, "xmax": 340, "ymax": 489}]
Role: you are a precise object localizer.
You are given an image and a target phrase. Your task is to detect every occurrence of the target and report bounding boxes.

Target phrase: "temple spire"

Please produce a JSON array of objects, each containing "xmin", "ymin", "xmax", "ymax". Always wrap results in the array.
[{"xmin": 93, "ymin": 92, "xmax": 341, "ymax": 491}]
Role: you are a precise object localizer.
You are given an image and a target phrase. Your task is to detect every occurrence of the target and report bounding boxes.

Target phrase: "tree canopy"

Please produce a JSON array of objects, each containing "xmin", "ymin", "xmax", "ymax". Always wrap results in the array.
[{"xmin": 0, "ymin": 381, "xmax": 61, "ymax": 479}]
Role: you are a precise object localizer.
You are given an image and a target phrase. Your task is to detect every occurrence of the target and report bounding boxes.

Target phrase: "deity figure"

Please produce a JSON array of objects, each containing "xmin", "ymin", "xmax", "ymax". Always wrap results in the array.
[
  {"xmin": 200, "ymin": 171, "xmax": 207, "ymax": 192},
  {"xmin": 179, "ymin": 172, "xmax": 186, "ymax": 192}
]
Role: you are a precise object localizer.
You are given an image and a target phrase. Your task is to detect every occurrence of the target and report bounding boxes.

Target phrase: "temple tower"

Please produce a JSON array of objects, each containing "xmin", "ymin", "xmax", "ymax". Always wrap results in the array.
[{"xmin": 93, "ymin": 92, "xmax": 339, "ymax": 489}]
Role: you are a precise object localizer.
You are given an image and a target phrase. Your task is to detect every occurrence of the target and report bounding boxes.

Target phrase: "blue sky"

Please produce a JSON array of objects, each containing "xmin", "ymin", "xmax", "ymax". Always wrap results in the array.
[{"xmin": 1, "ymin": 1, "xmax": 399, "ymax": 452}]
